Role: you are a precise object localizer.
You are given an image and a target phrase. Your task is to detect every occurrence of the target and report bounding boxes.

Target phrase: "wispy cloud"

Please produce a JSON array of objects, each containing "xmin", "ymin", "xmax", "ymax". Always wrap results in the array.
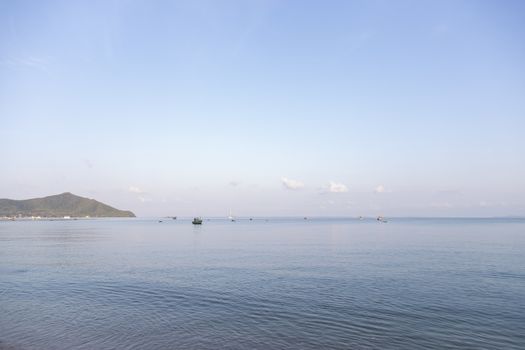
[
  {"xmin": 281, "ymin": 177, "xmax": 304, "ymax": 190},
  {"xmin": 0, "ymin": 56, "xmax": 53, "ymax": 75},
  {"xmin": 128, "ymin": 186, "xmax": 152, "ymax": 202},
  {"xmin": 229, "ymin": 181, "xmax": 241, "ymax": 187}
]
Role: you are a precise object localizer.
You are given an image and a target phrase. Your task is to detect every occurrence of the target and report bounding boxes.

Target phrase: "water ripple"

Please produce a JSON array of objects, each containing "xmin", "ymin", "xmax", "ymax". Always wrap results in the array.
[{"xmin": 1, "ymin": 219, "xmax": 524, "ymax": 349}]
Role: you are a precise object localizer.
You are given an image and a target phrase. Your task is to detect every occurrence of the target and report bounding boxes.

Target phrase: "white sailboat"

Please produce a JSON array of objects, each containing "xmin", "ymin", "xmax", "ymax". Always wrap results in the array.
[{"xmin": 228, "ymin": 209, "xmax": 235, "ymax": 222}]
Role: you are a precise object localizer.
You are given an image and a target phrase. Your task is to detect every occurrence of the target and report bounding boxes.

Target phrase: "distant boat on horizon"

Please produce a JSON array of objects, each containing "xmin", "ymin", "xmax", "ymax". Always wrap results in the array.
[
  {"xmin": 228, "ymin": 209, "xmax": 235, "ymax": 222},
  {"xmin": 377, "ymin": 216, "xmax": 388, "ymax": 223},
  {"xmin": 192, "ymin": 217, "xmax": 203, "ymax": 225}
]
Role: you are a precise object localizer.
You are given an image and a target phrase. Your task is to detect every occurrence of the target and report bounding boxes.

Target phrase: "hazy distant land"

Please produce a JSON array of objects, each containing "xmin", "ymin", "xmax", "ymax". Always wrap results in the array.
[{"xmin": 0, "ymin": 192, "xmax": 135, "ymax": 218}]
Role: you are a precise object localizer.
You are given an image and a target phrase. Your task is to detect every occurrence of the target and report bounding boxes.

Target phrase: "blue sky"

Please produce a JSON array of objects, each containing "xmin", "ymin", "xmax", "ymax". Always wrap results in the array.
[{"xmin": 1, "ymin": 0, "xmax": 524, "ymax": 217}]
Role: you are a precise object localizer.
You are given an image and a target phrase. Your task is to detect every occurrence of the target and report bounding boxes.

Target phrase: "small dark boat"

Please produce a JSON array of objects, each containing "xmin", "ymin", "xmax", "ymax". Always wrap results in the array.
[
  {"xmin": 192, "ymin": 217, "xmax": 203, "ymax": 225},
  {"xmin": 377, "ymin": 216, "xmax": 388, "ymax": 223}
]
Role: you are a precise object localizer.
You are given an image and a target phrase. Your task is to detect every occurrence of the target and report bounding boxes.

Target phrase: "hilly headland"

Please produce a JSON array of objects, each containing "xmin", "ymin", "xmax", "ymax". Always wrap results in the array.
[{"xmin": 0, "ymin": 192, "xmax": 135, "ymax": 218}]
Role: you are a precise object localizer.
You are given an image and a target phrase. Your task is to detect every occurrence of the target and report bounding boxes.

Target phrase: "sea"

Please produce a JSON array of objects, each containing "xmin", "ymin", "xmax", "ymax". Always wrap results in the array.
[{"xmin": 1, "ymin": 217, "xmax": 524, "ymax": 349}]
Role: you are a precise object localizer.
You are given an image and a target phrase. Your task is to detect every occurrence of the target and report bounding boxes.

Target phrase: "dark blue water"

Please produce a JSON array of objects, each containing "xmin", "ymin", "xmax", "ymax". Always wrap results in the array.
[{"xmin": 1, "ymin": 218, "xmax": 524, "ymax": 349}]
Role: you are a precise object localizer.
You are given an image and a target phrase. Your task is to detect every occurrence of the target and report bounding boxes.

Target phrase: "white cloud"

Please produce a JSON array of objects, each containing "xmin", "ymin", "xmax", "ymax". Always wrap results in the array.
[
  {"xmin": 375, "ymin": 185, "xmax": 386, "ymax": 193},
  {"xmin": 281, "ymin": 177, "xmax": 304, "ymax": 190},
  {"xmin": 328, "ymin": 181, "xmax": 348, "ymax": 193},
  {"xmin": 128, "ymin": 186, "xmax": 144, "ymax": 194}
]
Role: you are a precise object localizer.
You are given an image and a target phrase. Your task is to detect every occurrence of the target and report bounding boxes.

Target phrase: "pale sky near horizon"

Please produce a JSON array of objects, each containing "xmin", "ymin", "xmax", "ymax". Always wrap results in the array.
[{"xmin": 1, "ymin": 0, "xmax": 524, "ymax": 217}]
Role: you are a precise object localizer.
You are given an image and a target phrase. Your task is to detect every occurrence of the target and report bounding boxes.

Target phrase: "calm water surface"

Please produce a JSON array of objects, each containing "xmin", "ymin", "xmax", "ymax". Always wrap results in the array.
[{"xmin": 1, "ymin": 218, "xmax": 524, "ymax": 349}]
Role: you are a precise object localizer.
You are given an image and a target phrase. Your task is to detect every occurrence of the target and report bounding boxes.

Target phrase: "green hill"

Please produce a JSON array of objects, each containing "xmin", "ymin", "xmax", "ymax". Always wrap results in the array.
[{"xmin": 0, "ymin": 192, "xmax": 135, "ymax": 218}]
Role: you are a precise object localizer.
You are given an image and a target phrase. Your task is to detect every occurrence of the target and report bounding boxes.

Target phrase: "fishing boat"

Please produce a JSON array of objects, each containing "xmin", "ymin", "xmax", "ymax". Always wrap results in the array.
[
  {"xmin": 228, "ymin": 209, "xmax": 235, "ymax": 222},
  {"xmin": 192, "ymin": 217, "xmax": 203, "ymax": 225}
]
